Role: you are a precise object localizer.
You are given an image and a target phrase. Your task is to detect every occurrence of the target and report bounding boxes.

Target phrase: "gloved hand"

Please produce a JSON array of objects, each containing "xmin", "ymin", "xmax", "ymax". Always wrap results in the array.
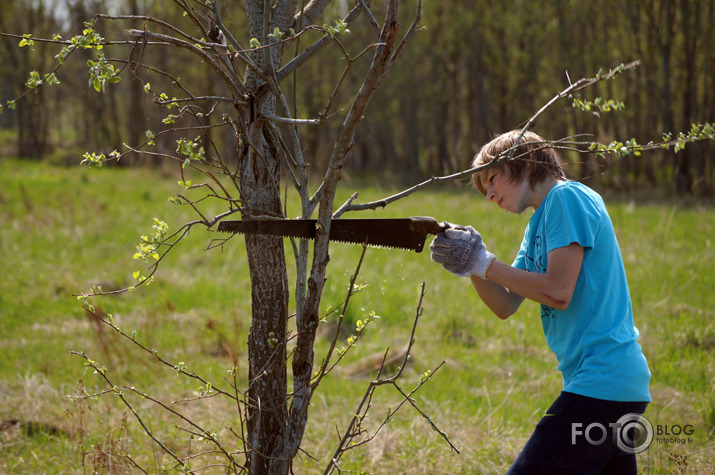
[{"xmin": 429, "ymin": 224, "xmax": 495, "ymax": 278}]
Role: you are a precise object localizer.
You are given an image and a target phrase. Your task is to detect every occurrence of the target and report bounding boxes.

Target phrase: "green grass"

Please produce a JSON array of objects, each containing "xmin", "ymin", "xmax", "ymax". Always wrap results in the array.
[{"xmin": 1, "ymin": 158, "xmax": 714, "ymax": 473}]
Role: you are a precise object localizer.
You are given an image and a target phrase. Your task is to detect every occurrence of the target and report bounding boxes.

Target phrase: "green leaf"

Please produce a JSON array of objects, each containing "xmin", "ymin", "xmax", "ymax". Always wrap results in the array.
[
  {"xmin": 87, "ymin": 52, "xmax": 120, "ymax": 93},
  {"xmin": 0, "ymin": 100, "xmax": 16, "ymax": 114},
  {"xmin": 25, "ymin": 71, "xmax": 42, "ymax": 89},
  {"xmin": 268, "ymin": 27, "xmax": 284, "ymax": 42},
  {"xmin": 44, "ymin": 73, "xmax": 60, "ymax": 86},
  {"xmin": 81, "ymin": 152, "xmax": 108, "ymax": 168},
  {"xmin": 19, "ymin": 34, "xmax": 35, "ymax": 50}
]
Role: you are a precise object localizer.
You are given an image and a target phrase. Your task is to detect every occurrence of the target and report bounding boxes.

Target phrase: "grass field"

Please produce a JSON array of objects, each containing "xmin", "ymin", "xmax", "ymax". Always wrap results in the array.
[{"xmin": 1, "ymin": 157, "xmax": 714, "ymax": 474}]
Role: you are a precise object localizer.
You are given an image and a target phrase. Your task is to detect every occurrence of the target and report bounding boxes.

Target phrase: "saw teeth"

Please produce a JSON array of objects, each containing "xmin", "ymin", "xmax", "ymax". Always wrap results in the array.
[
  {"xmin": 331, "ymin": 240, "xmax": 417, "ymax": 252},
  {"xmin": 218, "ymin": 232, "xmax": 420, "ymax": 252},
  {"xmin": 216, "ymin": 218, "xmax": 432, "ymax": 253}
]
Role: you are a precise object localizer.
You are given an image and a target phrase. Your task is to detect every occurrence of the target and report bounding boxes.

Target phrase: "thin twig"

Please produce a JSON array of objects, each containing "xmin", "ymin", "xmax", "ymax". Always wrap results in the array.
[
  {"xmin": 277, "ymin": 4, "xmax": 364, "ymax": 81},
  {"xmin": 338, "ymin": 62, "xmax": 643, "ymax": 213},
  {"xmin": 310, "ymin": 245, "xmax": 369, "ymax": 394},
  {"xmin": 68, "ymin": 351, "xmax": 194, "ymax": 473},
  {"xmin": 125, "ymin": 386, "xmax": 242, "ymax": 471},
  {"xmin": 324, "ymin": 283, "xmax": 458, "ymax": 474},
  {"xmin": 357, "ymin": 0, "xmax": 382, "ymax": 37}
]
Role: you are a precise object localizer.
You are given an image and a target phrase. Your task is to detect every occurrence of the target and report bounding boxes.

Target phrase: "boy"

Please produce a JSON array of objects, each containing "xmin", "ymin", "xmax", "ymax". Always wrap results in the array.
[{"xmin": 430, "ymin": 130, "xmax": 651, "ymax": 474}]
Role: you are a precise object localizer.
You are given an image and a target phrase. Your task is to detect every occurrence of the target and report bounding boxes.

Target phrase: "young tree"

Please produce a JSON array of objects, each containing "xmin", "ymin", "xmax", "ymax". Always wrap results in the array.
[{"xmin": 5, "ymin": 1, "xmax": 429, "ymax": 473}]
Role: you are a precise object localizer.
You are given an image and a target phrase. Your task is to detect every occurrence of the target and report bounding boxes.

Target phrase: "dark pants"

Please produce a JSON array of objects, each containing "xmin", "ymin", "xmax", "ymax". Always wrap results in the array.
[{"xmin": 507, "ymin": 392, "xmax": 648, "ymax": 475}]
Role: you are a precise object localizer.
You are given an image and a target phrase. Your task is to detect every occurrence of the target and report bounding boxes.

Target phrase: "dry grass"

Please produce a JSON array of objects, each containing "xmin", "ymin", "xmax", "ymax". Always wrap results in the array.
[{"xmin": 2, "ymin": 160, "xmax": 714, "ymax": 473}]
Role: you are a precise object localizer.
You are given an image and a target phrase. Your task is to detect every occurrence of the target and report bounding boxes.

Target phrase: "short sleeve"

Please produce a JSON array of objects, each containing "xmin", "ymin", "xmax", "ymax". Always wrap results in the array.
[
  {"xmin": 512, "ymin": 227, "xmax": 529, "ymax": 270},
  {"xmin": 542, "ymin": 184, "xmax": 601, "ymax": 253}
]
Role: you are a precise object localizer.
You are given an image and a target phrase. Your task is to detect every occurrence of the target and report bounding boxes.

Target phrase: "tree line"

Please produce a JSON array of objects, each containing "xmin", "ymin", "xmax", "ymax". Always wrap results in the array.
[{"xmin": 1, "ymin": 0, "xmax": 713, "ymax": 194}]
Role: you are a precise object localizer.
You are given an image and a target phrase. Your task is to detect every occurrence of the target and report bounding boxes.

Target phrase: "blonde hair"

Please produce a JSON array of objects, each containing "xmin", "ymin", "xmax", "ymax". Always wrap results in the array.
[{"xmin": 471, "ymin": 130, "xmax": 566, "ymax": 195}]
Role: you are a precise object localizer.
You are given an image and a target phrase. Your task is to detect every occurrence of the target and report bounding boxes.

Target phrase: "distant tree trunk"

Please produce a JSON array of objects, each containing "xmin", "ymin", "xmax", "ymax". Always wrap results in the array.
[
  {"xmin": 125, "ymin": 0, "xmax": 147, "ymax": 166},
  {"xmin": 679, "ymin": 0, "xmax": 704, "ymax": 193},
  {"xmin": 622, "ymin": 0, "xmax": 645, "ymax": 184},
  {"xmin": 68, "ymin": 1, "xmax": 121, "ymax": 154},
  {"xmin": 469, "ymin": 16, "xmax": 490, "ymax": 146},
  {"xmin": 703, "ymin": 2, "xmax": 715, "ymax": 191},
  {"xmin": 652, "ymin": 1, "xmax": 690, "ymax": 193},
  {"xmin": 1, "ymin": 2, "xmax": 51, "ymax": 159},
  {"xmin": 625, "ymin": 0, "xmax": 660, "ymax": 186},
  {"xmin": 403, "ymin": 73, "xmax": 422, "ymax": 184},
  {"xmin": 16, "ymin": 89, "xmax": 48, "ymax": 160}
]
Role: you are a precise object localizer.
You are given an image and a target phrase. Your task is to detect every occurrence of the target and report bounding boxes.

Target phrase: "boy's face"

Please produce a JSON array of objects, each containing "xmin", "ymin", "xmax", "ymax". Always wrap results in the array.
[{"xmin": 480, "ymin": 168, "xmax": 532, "ymax": 215}]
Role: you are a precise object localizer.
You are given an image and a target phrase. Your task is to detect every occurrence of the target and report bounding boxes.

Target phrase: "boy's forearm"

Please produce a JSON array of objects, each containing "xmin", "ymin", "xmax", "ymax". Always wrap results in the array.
[
  {"xmin": 470, "ymin": 274, "xmax": 524, "ymax": 319},
  {"xmin": 484, "ymin": 251, "xmax": 580, "ymax": 311}
]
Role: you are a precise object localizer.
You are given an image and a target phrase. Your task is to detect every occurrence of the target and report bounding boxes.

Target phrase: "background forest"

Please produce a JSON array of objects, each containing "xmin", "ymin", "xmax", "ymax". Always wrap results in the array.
[{"xmin": 1, "ymin": 0, "xmax": 714, "ymax": 194}]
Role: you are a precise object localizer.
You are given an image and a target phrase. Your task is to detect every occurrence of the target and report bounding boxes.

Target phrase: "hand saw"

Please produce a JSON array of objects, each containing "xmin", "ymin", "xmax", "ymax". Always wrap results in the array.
[{"xmin": 217, "ymin": 216, "xmax": 448, "ymax": 253}]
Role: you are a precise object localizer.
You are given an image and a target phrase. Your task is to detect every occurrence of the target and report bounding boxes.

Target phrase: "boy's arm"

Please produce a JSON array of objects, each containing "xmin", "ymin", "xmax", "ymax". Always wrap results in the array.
[
  {"xmin": 470, "ymin": 275, "xmax": 525, "ymax": 320},
  {"xmin": 480, "ymin": 243, "xmax": 584, "ymax": 318}
]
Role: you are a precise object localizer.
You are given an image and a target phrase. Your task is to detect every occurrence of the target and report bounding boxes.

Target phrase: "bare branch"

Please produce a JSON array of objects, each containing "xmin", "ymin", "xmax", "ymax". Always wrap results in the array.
[
  {"xmin": 332, "ymin": 192, "xmax": 359, "ymax": 219},
  {"xmin": 357, "ymin": 0, "xmax": 383, "ymax": 37},
  {"xmin": 278, "ymin": 4, "xmax": 364, "ymax": 81},
  {"xmin": 310, "ymin": 246, "xmax": 369, "ymax": 392},
  {"xmin": 125, "ymin": 386, "xmax": 243, "ymax": 471},
  {"xmin": 68, "ymin": 351, "xmax": 195, "ymax": 473},
  {"xmin": 74, "ymin": 306, "xmax": 240, "ymax": 402},
  {"xmin": 323, "ymin": 283, "xmax": 458, "ymax": 474},
  {"xmin": 97, "ymin": 13, "xmax": 202, "ymax": 43},
  {"xmin": 261, "ymin": 114, "xmax": 322, "ymax": 126},
  {"xmin": 384, "ymin": 0, "xmax": 423, "ymax": 74},
  {"xmin": 125, "ymin": 29, "xmax": 245, "ymax": 97},
  {"xmin": 339, "ymin": 61, "xmax": 643, "ymax": 213},
  {"xmin": 518, "ymin": 61, "xmax": 641, "ymax": 140}
]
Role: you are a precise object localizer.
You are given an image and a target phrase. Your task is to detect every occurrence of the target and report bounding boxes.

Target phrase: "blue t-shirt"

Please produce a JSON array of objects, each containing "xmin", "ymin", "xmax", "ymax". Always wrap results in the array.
[{"xmin": 513, "ymin": 181, "xmax": 651, "ymax": 402}]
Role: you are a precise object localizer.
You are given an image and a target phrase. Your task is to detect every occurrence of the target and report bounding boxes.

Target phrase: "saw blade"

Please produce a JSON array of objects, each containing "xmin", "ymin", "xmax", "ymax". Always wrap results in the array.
[{"xmin": 217, "ymin": 217, "xmax": 446, "ymax": 253}]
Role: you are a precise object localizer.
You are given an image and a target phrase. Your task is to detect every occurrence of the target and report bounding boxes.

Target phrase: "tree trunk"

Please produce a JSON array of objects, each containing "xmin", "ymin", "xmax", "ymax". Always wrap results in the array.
[
  {"xmin": 245, "ymin": 234, "xmax": 289, "ymax": 474},
  {"xmin": 679, "ymin": 0, "xmax": 702, "ymax": 193},
  {"xmin": 16, "ymin": 89, "xmax": 47, "ymax": 160},
  {"xmin": 242, "ymin": 106, "xmax": 290, "ymax": 475},
  {"xmin": 1, "ymin": 2, "xmax": 50, "ymax": 160},
  {"xmin": 125, "ymin": 0, "xmax": 148, "ymax": 166},
  {"xmin": 242, "ymin": 1, "xmax": 295, "ymax": 472}
]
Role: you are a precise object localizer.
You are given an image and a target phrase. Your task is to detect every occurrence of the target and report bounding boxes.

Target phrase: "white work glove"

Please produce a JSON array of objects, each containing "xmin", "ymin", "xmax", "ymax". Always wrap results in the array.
[{"xmin": 429, "ymin": 224, "xmax": 495, "ymax": 278}]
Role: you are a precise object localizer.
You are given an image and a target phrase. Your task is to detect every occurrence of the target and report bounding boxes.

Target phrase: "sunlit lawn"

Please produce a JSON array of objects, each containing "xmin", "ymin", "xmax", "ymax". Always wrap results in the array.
[{"xmin": 1, "ymin": 158, "xmax": 713, "ymax": 473}]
